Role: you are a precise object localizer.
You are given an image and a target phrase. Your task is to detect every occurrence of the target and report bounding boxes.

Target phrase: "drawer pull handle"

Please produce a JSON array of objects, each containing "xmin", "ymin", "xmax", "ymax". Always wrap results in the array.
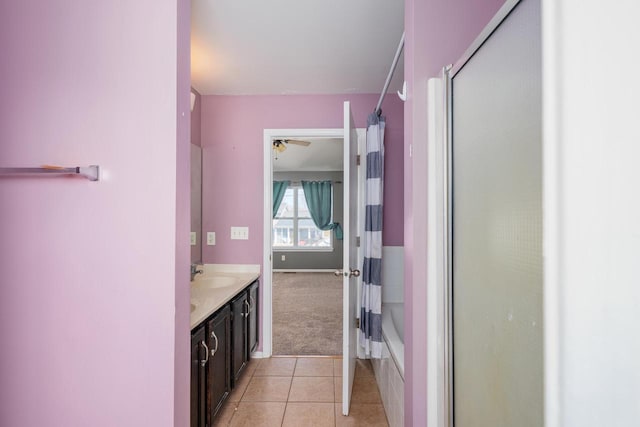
[
  {"xmin": 243, "ymin": 300, "xmax": 250, "ymax": 318},
  {"xmin": 200, "ymin": 340, "xmax": 209, "ymax": 367},
  {"xmin": 210, "ymin": 331, "xmax": 219, "ymax": 356}
]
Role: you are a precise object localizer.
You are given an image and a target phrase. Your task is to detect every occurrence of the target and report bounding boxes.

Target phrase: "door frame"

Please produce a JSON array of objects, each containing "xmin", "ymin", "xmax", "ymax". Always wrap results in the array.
[{"xmin": 261, "ymin": 127, "xmax": 365, "ymax": 358}]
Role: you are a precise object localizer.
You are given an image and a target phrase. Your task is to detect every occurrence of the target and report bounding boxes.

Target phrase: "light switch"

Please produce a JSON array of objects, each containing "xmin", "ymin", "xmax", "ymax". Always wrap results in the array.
[
  {"xmin": 231, "ymin": 226, "xmax": 249, "ymax": 240},
  {"xmin": 190, "ymin": 232, "xmax": 196, "ymax": 246},
  {"xmin": 281, "ymin": 255, "xmax": 286, "ymax": 261},
  {"xmin": 207, "ymin": 232, "xmax": 216, "ymax": 246}
]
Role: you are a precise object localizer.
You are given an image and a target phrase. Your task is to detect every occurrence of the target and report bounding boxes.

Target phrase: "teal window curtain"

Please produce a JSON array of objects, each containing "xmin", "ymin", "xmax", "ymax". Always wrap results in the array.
[
  {"xmin": 301, "ymin": 180, "xmax": 343, "ymax": 240},
  {"xmin": 273, "ymin": 181, "xmax": 290, "ymax": 218}
]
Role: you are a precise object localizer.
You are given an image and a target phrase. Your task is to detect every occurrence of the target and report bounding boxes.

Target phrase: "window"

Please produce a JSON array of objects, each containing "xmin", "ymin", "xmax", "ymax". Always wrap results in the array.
[{"xmin": 273, "ymin": 187, "xmax": 332, "ymax": 250}]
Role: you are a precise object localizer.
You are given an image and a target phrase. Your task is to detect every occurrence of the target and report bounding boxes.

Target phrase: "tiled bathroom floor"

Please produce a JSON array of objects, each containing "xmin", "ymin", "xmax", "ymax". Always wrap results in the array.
[{"xmin": 213, "ymin": 356, "xmax": 389, "ymax": 427}]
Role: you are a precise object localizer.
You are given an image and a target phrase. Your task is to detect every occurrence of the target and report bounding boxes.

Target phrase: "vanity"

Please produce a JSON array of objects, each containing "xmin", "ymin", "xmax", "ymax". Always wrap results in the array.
[
  {"xmin": 189, "ymin": 133, "xmax": 259, "ymax": 426},
  {"xmin": 190, "ymin": 265, "xmax": 259, "ymax": 427}
]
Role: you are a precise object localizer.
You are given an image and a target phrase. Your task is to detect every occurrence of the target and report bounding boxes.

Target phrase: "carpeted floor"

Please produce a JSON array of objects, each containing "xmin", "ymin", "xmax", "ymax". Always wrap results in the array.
[{"xmin": 273, "ymin": 272, "xmax": 343, "ymax": 356}]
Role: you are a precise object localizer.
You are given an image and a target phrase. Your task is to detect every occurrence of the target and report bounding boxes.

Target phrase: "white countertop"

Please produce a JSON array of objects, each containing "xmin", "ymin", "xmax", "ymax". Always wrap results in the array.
[{"xmin": 190, "ymin": 264, "xmax": 260, "ymax": 330}]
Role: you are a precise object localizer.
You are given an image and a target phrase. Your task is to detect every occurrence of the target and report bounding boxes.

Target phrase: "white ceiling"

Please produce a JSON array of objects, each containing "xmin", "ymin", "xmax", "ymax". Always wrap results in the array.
[
  {"xmin": 191, "ymin": 0, "xmax": 405, "ymax": 95},
  {"xmin": 273, "ymin": 138, "xmax": 343, "ymax": 171}
]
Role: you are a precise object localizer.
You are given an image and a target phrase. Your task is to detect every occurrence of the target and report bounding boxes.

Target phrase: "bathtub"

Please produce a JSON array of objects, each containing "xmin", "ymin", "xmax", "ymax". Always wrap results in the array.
[
  {"xmin": 372, "ymin": 302, "xmax": 405, "ymax": 427},
  {"xmin": 382, "ymin": 302, "xmax": 404, "ymax": 378}
]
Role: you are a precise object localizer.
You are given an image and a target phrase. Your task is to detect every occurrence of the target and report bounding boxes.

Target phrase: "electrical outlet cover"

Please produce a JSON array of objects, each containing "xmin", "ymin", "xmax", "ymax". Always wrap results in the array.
[{"xmin": 207, "ymin": 232, "xmax": 216, "ymax": 245}]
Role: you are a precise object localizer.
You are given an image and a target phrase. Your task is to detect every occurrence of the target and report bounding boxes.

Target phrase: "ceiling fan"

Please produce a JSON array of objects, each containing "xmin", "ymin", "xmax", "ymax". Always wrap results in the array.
[{"xmin": 272, "ymin": 139, "xmax": 311, "ymax": 159}]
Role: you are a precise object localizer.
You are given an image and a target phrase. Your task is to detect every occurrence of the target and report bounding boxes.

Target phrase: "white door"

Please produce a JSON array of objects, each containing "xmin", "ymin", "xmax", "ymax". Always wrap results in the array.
[{"xmin": 342, "ymin": 101, "xmax": 359, "ymax": 415}]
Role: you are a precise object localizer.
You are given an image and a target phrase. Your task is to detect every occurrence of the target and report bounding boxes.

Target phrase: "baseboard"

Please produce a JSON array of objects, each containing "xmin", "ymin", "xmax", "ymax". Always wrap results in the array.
[
  {"xmin": 272, "ymin": 269, "xmax": 336, "ymax": 273},
  {"xmin": 250, "ymin": 351, "xmax": 266, "ymax": 358}
]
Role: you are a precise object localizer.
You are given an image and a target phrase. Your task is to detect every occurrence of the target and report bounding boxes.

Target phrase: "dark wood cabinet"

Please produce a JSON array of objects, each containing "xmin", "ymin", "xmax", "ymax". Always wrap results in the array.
[
  {"xmin": 190, "ymin": 306, "xmax": 231, "ymax": 427},
  {"xmin": 191, "ymin": 279, "xmax": 260, "ymax": 426},
  {"xmin": 190, "ymin": 326, "xmax": 207, "ymax": 427},
  {"xmin": 231, "ymin": 280, "xmax": 259, "ymax": 385},
  {"xmin": 206, "ymin": 305, "xmax": 231, "ymax": 424},
  {"xmin": 230, "ymin": 292, "xmax": 249, "ymax": 385}
]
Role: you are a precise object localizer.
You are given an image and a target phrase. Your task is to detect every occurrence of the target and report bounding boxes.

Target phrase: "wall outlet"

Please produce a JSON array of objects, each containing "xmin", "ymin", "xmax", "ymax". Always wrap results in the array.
[
  {"xmin": 190, "ymin": 232, "xmax": 196, "ymax": 246},
  {"xmin": 206, "ymin": 232, "xmax": 216, "ymax": 246},
  {"xmin": 281, "ymin": 255, "xmax": 286, "ymax": 261},
  {"xmin": 230, "ymin": 226, "xmax": 249, "ymax": 240}
]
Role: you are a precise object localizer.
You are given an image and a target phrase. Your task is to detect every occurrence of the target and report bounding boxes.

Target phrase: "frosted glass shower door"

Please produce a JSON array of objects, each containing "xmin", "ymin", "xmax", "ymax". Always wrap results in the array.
[{"xmin": 450, "ymin": 0, "xmax": 542, "ymax": 425}]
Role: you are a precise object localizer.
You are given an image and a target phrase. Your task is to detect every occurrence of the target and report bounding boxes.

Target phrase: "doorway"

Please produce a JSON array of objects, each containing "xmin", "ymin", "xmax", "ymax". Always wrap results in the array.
[
  {"xmin": 271, "ymin": 136, "xmax": 345, "ymax": 355},
  {"xmin": 262, "ymin": 103, "xmax": 363, "ymax": 415},
  {"xmin": 261, "ymin": 127, "xmax": 366, "ymax": 358}
]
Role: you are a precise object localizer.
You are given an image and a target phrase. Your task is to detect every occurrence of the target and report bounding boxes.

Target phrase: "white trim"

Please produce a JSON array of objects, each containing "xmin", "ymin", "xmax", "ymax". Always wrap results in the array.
[
  {"xmin": 263, "ymin": 131, "xmax": 274, "ymax": 357},
  {"xmin": 541, "ymin": 0, "xmax": 560, "ymax": 425},
  {"xmin": 355, "ymin": 128, "xmax": 367, "ymax": 360},
  {"xmin": 263, "ymin": 128, "xmax": 345, "ymax": 358},
  {"xmin": 250, "ymin": 351, "xmax": 266, "ymax": 359},
  {"xmin": 444, "ymin": 66, "xmax": 454, "ymax": 427},
  {"xmin": 426, "ymin": 76, "xmax": 446, "ymax": 427},
  {"xmin": 272, "ymin": 248, "xmax": 334, "ymax": 253}
]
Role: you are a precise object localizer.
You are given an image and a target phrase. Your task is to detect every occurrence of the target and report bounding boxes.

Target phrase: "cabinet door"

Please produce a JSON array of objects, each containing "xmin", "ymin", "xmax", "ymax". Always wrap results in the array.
[
  {"xmin": 231, "ymin": 292, "xmax": 248, "ymax": 384},
  {"xmin": 207, "ymin": 305, "xmax": 231, "ymax": 424},
  {"xmin": 191, "ymin": 326, "xmax": 207, "ymax": 427},
  {"xmin": 248, "ymin": 281, "xmax": 259, "ymax": 353}
]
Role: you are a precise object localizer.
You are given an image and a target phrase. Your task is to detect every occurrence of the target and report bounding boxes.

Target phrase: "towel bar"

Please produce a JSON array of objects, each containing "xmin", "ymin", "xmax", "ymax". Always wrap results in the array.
[{"xmin": 0, "ymin": 165, "xmax": 100, "ymax": 181}]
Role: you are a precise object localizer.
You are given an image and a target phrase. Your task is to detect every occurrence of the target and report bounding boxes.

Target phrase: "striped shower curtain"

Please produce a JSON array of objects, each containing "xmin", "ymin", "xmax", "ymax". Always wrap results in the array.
[{"xmin": 360, "ymin": 112, "xmax": 385, "ymax": 358}]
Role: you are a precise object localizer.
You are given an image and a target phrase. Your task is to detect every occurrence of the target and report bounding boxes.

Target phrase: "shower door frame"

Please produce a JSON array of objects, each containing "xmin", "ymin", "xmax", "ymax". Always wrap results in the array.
[{"xmin": 442, "ymin": 0, "xmax": 535, "ymax": 426}]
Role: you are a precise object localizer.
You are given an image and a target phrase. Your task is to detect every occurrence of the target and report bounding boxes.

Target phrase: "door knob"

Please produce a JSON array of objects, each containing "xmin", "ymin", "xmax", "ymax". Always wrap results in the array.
[{"xmin": 334, "ymin": 269, "xmax": 361, "ymax": 277}]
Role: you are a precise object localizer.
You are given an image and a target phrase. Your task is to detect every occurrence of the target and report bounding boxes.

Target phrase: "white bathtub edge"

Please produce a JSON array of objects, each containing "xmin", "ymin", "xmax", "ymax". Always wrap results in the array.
[
  {"xmin": 372, "ymin": 303, "xmax": 405, "ymax": 427},
  {"xmin": 381, "ymin": 303, "xmax": 404, "ymax": 379}
]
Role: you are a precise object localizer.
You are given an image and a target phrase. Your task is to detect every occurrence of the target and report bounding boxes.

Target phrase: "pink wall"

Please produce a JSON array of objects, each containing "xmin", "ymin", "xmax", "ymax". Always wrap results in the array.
[
  {"xmin": 200, "ymin": 94, "xmax": 403, "ymax": 351},
  {"xmin": 175, "ymin": 0, "xmax": 191, "ymax": 425},
  {"xmin": 403, "ymin": 0, "xmax": 506, "ymax": 425},
  {"xmin": 200, "ymin": 93, "xmax": 404, "ymax": 267},
  {"xmin": 191, "ymin": 89, "xmax": 202, "ymax": 147},
  {"xmin": 0, "ymin": 1, "xmax": 188, "ymax": 426}
]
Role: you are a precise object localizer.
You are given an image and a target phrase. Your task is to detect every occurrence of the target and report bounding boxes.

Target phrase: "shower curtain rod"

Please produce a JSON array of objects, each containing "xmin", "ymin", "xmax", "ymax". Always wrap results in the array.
[{"xmin": 375, "ymin": 31, "xmax": 405, "ymax": 116}]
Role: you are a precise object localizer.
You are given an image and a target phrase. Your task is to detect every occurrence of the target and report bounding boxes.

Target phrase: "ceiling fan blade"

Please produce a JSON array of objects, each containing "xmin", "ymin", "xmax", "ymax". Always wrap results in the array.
[{"xmin": 285, "ymin": 139, "xmax": 311, "ymax": 147}]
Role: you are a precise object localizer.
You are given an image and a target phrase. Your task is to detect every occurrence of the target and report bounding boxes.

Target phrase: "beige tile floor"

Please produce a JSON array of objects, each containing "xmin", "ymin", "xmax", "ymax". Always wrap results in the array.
[{"xmin": 213, "ymin": 357, "xmax": 389, "ymax": 427}]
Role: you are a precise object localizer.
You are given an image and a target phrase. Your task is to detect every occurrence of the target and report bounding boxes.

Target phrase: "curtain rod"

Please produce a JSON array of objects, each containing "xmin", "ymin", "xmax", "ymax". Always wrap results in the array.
[
  {"xmin": 276, "ymin": 180, "xmax": 343, "ymax": 185},
  {"xmin": 375, "ymin": 31, "xmax": 405, "ymax": 116}
]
